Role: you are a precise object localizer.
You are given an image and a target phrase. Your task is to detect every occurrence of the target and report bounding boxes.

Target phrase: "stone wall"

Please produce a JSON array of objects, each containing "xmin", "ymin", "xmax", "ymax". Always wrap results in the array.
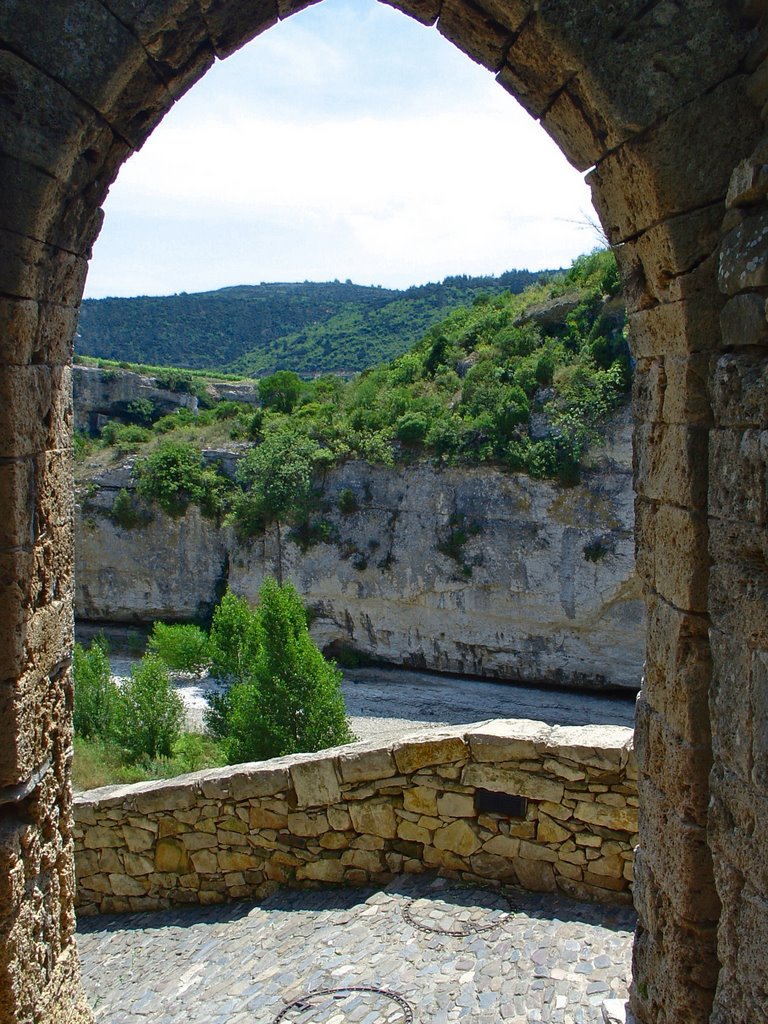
[
  {"xmin": 76, "ymin": 408, "xmax": 644, "ymax": 691},
  {"xmin": 73, "ymin": 719, "xmax": 636, "ymax": 915},
  {"xmin": 1, "ymin": 2, "xmax": 766, "ymax": 1023}
]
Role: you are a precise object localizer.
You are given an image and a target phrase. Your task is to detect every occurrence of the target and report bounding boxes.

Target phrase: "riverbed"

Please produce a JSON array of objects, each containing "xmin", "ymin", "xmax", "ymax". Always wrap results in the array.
[{"xmin": 108, "ymin": 656, "xmax": 636, "ymax": 741}]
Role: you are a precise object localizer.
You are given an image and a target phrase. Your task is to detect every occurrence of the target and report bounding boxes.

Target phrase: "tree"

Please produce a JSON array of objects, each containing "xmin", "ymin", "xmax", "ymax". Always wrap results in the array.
[
  {"xmin": 73, "ymin": 638, "xmax": 118, "ymax": 739},
  {"xmin": 258, "ymin": 370, "xmax": 302, "ymax": 413},
  {"xmin": 231, "ymin": 428, "xmax": 321, "ymax": 580},
  {"xmin": 148, "ymin": 622, "xmax": 211, "ymax": 673},
  {"xmin": 211, "ymin": 579, "xmax": 354, "ymax": 763},
  {"xmin": 113, "ymin": 654, "xmax": 185, "ymax": 761}
]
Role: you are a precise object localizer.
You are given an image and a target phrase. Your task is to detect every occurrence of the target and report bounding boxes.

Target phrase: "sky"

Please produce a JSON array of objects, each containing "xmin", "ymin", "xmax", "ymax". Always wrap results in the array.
[{"xmin": 84, "ymin": 0, "xmax": 598, "ymax": 299}]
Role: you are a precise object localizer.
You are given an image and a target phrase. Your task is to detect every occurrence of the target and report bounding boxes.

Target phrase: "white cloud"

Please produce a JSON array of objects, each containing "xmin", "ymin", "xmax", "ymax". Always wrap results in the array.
[{"xmin": 86, "ymin": 0, "xmax": 597, "ymax": 297}]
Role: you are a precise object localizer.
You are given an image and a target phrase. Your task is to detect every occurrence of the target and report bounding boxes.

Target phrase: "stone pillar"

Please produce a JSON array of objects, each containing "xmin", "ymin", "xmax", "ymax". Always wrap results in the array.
[
  {"xmin": 707, "ymin": 36, "xmax": 768, "ymax": 1017},
  {"xmin": 585, "ymin": 67, "xmax": 762, "ymax": 1020}
]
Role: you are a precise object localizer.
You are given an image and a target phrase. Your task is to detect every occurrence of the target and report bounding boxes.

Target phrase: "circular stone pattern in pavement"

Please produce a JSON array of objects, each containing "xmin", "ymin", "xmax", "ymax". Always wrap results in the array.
[
  {"xmin": 272, "ymin": 986, "xmax": 414, "ymax": 1024},
  {"xmin": 402, "ymin": 884, "xmax": 513, "ymax": 936}
]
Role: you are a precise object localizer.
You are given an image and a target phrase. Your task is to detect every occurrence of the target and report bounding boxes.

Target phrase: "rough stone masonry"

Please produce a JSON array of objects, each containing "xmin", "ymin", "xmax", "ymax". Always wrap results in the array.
[
  {"xmin": 1, "ymin": 3, "xmax": 768, "ymax": 1024},
  {"xmin": 73, "ymin": 720, "xmax": 638, "ymax": 914}
]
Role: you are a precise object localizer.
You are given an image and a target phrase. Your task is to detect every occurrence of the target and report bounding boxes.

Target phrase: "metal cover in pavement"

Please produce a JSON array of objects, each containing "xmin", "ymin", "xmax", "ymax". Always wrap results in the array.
[
  {"xmin": 402, "ymin": 884, "xmax": 514, "ymax": 936},
  {"xmin": 272, "ymin": 986, "xmax": 414, "ymax": 1024}
]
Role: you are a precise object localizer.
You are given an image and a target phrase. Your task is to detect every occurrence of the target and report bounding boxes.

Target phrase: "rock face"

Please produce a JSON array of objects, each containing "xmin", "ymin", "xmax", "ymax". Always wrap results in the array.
[
  {"xmin": 72, "ymin": 365, "xmax": 198, "ymax": 433},
  {"xmin": 75, "ymin": 407, "xmax": 643, "ymax": 691}
]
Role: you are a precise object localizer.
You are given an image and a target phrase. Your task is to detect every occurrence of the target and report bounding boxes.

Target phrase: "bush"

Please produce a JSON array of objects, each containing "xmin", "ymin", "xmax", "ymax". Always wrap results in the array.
[
  {"xmin": 100, "ymin": 421, "xmax": 152, "ymax": 449},
  {"xmin": 113, "ymin": 654, "xmax": 185, "ymax": 761},
  {"xmin": 258, "ymin": 370, "xmax": 302, "ymax": 413},
  {"xmin": 337, "ymin": 488, "xmax": 358, "ymax": 514},
  {"xmin": 221, "ymin": 578, "xmax": 354, "ymax": 763},
  {"xmin": 148, "ymin": 622, "xmax": 211, "ymax": 673},
  {"xmin": 395, "ymin": 411, "xmax": 429, "ymax": 445},
  {"xmin": 111, "ymin": 488, "xmax": 144, "ymax": 529},
  {"xmin": 231, "ymin": 429, "xmax": 320, "ymax": 536},
  {"xmin": 73, "ymin": 639, "xmax": 119, "ymax": 740},
  {"xmin": 136, "ymin": 440, "xmax": 231, "ymax": 519},
  {"xmin": 208, "ymin": 589, "xmax": 263, "ymax": 687}
]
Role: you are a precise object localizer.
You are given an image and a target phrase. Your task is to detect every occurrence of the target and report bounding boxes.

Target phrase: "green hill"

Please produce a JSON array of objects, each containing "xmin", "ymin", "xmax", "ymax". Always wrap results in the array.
[{"xmin": 75, "ymin": 271, "xmax": 548, "ymax": 376}]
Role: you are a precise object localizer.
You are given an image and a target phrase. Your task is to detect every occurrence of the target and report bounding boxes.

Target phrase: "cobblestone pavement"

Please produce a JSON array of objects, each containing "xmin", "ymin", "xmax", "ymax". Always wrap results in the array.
[{"xmin": 77, "ymin": 874, "xmax": 635, "ymax": 1024}]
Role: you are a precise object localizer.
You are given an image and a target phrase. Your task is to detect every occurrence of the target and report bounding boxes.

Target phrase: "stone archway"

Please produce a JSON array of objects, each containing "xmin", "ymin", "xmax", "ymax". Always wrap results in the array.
[{"xmin": 0, "ymin": 3, "xmax": 766, "ymax": 1023}]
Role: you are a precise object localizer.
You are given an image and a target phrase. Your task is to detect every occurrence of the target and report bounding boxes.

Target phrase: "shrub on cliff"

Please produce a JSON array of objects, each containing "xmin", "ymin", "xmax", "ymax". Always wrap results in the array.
[
  {"xmin": 135, "ymin": 440, "xmax": 231, "ymax": 519},
  {"xmin": 229, "ymin": 428, "xmax": 321, "ymax": 540}
]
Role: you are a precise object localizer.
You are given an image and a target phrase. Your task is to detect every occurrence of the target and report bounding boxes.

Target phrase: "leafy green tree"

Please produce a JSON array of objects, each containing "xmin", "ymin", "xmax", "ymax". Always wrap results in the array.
[
  {"xmin": 258, "ymin": 370, "xmax": 302, "ymax": 413},
  {"xmin": 222, "ymin": 578, "xmax": 354, "ymax": 763},
  {"xmin": 208, "ymin": 590, "xmax": 263, "ymax": 686},
  {"xmin": 148, "ymin": 622, "xmax": 211, "ymax": 673},
  {"xmin": 73, "ymin": 638, "xmax": 119, "ymax": 739},
  {"xmin": 113, "ymin": 654, "xmax": 184, "ymax": 761}
]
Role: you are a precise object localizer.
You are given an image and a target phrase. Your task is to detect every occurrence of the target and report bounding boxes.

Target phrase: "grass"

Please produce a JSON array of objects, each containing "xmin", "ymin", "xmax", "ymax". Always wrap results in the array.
[{"xmin": 72, "ymin": 733, "xmax": 227, "ymax": 792}]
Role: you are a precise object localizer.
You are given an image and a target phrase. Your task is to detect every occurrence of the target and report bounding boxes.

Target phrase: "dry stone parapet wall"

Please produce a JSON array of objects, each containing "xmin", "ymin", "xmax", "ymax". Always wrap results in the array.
[{"xmin": 73, "ymin": 719, "xmax": 637, "ymax": 915}]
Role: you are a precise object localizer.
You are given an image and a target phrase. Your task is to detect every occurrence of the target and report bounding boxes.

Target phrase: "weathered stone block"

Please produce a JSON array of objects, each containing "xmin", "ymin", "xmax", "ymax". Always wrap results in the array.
[
  {"xmin": 393, "ymin": 731, "xmax": 466, "ymax": 773},
  {"xmin": 537, "ymin": 814, "xmax": 571, "ymax": 844},
  {"xmin": 154, "ymin": 837, "xmax": 189, "ymax": 873},
  {"xmin": 469, "ymin": 852, "xmax": 517, "ymax": 880},
  {"xmin": 633, "ymin": 353, "xmax": 711, "ymax": 428},
  {"xmin": 638, "ymin": 778, "xmax": 719, "ymax": 923},
  {"xmin": 634, "ymin": 499, "xmax": 709, "ymax": 613},
  {"xmin": 712, "ymin": 352, "xmax": 768, "ymax": 433},
  {"xmin": 348, "ymin": 801, "xmax": 397, "ymax": 839},
  {"xmin": 286, "ymin": 811, "xmax": 328, "ymax": 837},
  {"xmin": 512, "ymin": 857, "xmax": 556, "ymax": 892},
  {"xmin": 726, "ymin": 157, "xmax": 768, "ymax": 208},
  {"xmin": 709, "ymin": 526, "xmax": 768, "ymax": 648},
  {"xmin": 108, "ymin": 873, "xmax": 148, "ymax": 897},
  {"xmin": 340, "ymin": 849, "xmax": 384, "ymax": 873},
  {"xmin": 296, "ymin": 859, "xmax": 345, "ymax": 883},
  {"xmin": 432, "ymin": 819, "xmax": 481, "ymax": 857},
  {"xmin": 198, "ymin": 0, "xmax": 277, "ymax": 58},
  {"xmin": 642, "ymin": 593, "xmax": 712, "ymax": 745},
  {"xmin": 336, "ymin": 744, "xmax": 396, "ymax": 784},
  {"xmin": 249, "ymin": 806, "xmax": 287, "ymax": 830},
  {"xmin": 403, "ymin": 785, "xmax": 438, "ymax": 816},
  {"xmin": 218, "ymin": 849, "xmax": 257, "ymax": 872},
  {"xmin": 719, "ymin": 208, "xmax": 768, "ymax": 294},
  {"xmin": 539, "ymin": 725, "xmax": 631, "ymax": 770},
  {"xmin": 436, "ymin": 792, "xmax": 474, "ymax": 818},
  {"xmin": 709, "ymin": 427, "xmax": 767, "ymax": 524},
  {"xmin": 290, "ymin": 757, "xmax": 341, "ymax": 808},
  {"xmin": 462, "ymin": 763, "xmax": 564, "ymax": 804},
  {"xmin": 378, "ymin": 0, "xmax": 440, "ymax": 26},
  {"xmin": 590, "ymin": 75, "xmax": 758, "ymax": 243},
  {"xmin": 437, "ymin": 0, "xmax": 522, "ymax": 73},
  {"xmin": 482, "ymin": 834, "xmax": 520, "ymax": 859},
  {"xmin": 571, "ymin": 800, "xmax": 637, "ymax": 834},
  {"xmin": 466, "ymin": 718, "xmax": 550, "ymax": 762},
  {"xmin": 397, "ymin": 820, "xmax": 431, "ymax": 844},
  {"xmin": 633, "ymin": 422, "xmax": 709, "ymax": 510},
  {"xmin": 721, "ymin": 293, "xmax": 768, "ymax": 356},
  {"xmin": 201, "ymin": 763, "xmax": 289, "ymax": 801}
]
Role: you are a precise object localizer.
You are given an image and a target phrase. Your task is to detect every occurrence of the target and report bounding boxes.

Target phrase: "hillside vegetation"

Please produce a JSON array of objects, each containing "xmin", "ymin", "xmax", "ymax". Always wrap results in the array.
[
  {"xmin": 76, "ymin": 271, "xmax": 546, "ymax": 375},
  {"xmin": 76, "ymin": 250, "xmax": 629, "ymax": 534}
]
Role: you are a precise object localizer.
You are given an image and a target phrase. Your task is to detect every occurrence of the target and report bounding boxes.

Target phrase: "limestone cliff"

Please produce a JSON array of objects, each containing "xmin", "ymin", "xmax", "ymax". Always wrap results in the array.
[{"xmin": 75, "ymin": 407, "xmax": 643, "ymax": 691}]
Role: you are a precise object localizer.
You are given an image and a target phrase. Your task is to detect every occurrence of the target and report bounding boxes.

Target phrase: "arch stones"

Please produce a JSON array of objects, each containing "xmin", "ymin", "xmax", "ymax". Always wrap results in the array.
[{"xmin": 0, "ymin": 2, "xmax": 767, "ymax": 1023}]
